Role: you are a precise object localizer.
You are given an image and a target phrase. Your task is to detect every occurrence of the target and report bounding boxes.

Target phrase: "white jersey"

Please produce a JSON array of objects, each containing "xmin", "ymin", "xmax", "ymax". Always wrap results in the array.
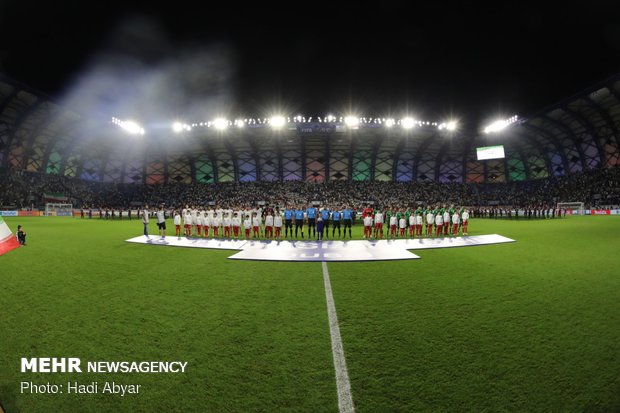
[
  {"xmin": 389, "ymin": 216, "xmax": 398, "ymax": 226},
  {"xmin": 252, "ymin": 216, "xmax": 262, "ymax": 227},
  {"xmin": 173, "ymin": 213, "xmax": 181, "ymax": 226},
  {"xmin": 212, "ymin": 217, "xmax": 221, "ymax": 227},
  {"xmin": 409, "ymin": 215, "xmax": 416, "ymax": 226},
  {"xmin": 223, "ymin": 217, "xmax": 231, "ymax": 227},
  {"xmin": 274, "ymin": 215, "xmax": 283, "ymax": 227},
  {"xmin": 156, "ymin": 210, "xmax": 165, "ymax": 224},
  {"xmin": 452, "ymin": 213, "xmax": 460, "ymax": 224},
  {"xmin": 243, "ymin": 218, "xmax": 252, "ymax": 229},
  {"xmin": 416, "ymin": 215, "xmax": 423, "ymax": 225},
  {"xmin": 374, "ymin": 212, "xmax": 384, "ymax": 224},
  {"xmin": 363, "ymin": 216, "xmax": 373, "ymax": 227},
  {"xmin": 462, "ymin": 211, "xmax": 469, "ymax": 222},
  {"xmin": 426, "ymin": 212, "xmax": 434, "ymax": 224},
  {"xmin": 232, "ymin": 216, "xmax": 241, "ymax": 227},
  {"xmin": 435, "ymin": 214, "xmax": 444, "ymax": 226},
  {"xmin": 443, "ymin": 211, "xmax": 451, "ymax": 223},
  {"xmin": 399, "ymin": 218, "xmax": 406, "ymax": 229},
  {"xmin": 183, "ymin": 213, "xmax": 192, "ymax": 226},
  {"xmin": 265, "ymin": 215, "xmax": 274, "ymax": 227},
  {"xmin": 142, "ymin": 209, "xmax": 150, "ymax": 224}
]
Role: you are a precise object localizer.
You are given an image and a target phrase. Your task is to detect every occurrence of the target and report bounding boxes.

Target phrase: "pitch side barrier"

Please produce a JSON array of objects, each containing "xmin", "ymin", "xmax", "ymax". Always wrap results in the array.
[
  {"xmin": 0, "ymin": 211, "xmax": 41, "ymax": 217},
  {"xmin": 569, "ymin": 209, "xmax": 620, "ymax": 215}
]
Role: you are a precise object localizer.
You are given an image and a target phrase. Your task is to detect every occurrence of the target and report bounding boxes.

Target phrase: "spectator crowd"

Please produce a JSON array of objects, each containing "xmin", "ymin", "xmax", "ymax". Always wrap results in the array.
[{"xmin": 1, "ymin": 166, "xmax": 618, "ymax": 212}]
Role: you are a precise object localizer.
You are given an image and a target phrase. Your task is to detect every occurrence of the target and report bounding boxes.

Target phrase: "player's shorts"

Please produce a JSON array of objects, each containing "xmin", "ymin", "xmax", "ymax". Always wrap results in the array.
[
  {"xmin": 344, "ymin": 219, "xmax": 352, "ymax": 228},
  {"xmin": 308, "ymin": 218, "xmax": 316, "ymax": 226},
  {"xmin": 157, "ymin": 222, "xmax": 166, "ymax": 230},
  {"xmin": 285, "ymin": 219, "xmax": 292, "ymax": 227}
]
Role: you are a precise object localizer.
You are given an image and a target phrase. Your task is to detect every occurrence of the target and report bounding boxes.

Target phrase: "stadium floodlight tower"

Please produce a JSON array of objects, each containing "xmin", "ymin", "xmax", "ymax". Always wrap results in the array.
[
  {"xmin": 483, "ymin": 115, "xmax": 518, "ymax": 134},
  {"xmin": 172, "ymin": 122, "xmax": 191, "ymax": 133},
  {"xmin": 270, "ymin": 115, "xmax": 286, "ymax": 129},
  {"xmin": 401, "ymin": 117, "xmax": 416, "ymax": 129},
  {"xmin": 112, "ymin": 117, "xmax": 145, "ymax": 135},
  {"xmin": 344, "ymin": 116, "xmax": 359, "ymax": 128},
  {"xmin": 213, "ymin": 118, "xmax": 228, "ymax": 130}
]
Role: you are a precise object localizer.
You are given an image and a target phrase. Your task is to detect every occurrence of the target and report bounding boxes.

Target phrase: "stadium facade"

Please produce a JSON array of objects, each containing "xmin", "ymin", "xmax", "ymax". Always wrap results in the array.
[{"xmin": 0, "ymin": 73, "xmax": 619, "ymax": 185}]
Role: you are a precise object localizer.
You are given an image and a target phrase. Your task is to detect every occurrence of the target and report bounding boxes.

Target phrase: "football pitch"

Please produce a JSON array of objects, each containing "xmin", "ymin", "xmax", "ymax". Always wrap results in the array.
[{"xmin": 1, "ymin": 216, "xmax": 619, "ymax": 412}]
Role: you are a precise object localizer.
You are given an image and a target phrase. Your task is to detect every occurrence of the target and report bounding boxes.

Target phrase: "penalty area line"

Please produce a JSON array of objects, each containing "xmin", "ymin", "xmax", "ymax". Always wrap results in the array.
[{"xmin": 322, "ymin": 261, "xmax": 355, "ymax": 413}]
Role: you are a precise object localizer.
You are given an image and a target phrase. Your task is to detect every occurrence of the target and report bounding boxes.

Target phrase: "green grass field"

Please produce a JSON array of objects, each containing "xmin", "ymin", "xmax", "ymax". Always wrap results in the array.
[{"xmin": 1, "ymin": 216, "xmax": 619, "ymax": 412}]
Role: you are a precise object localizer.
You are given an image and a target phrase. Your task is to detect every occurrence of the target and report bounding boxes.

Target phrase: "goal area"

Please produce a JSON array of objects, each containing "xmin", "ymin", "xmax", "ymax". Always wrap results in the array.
[
  {"xmin": 45, "ymin": 203, "xmax": 74, "ymax": 217},
  {"xmin": 557, "ymin": 202, "xmax": 584, "ymax": 214}
]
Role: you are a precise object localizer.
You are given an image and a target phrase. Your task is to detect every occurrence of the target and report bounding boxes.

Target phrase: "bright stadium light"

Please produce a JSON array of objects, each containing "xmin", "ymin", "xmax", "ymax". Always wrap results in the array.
[
  {"xmin": 401, "ymin": 117, "xmax": 415, "ymax": 129},
  {"xmin": 484, "ymin": 115, "xmax": 518, "ymax": 134},
  {"xmin": 172, "ymin": 122, "xmax": 191, "ymax": 133},
  {"xmin": 172, "ymin": 122, "xmax": 184, "ymax": 133},
  {"xmin": 385, "ymin": 118, "xmax": 395, "ymax": 128},
  {"xmin": 326, "ymin": 114, "xmax": 336, "ymax": 122},
  {"xmin": 344, "ymin": 116, "xmax": 359, "ymax": 127},
  {"xmin": 235, "ymin": 119, "xmax": 245, "ymax": 128},
  {"xmin": 438, "ymin": 120, "xmax": 457, "ymax": 131},
  {"xmin": 213, "ymin": 118, "xmax": 228, "ymax": 130},
  {"xmin": 112, "ymin": 118, "xmax": 145, "ymax": 135},
  {"xmin": 270, "ymin": 115, "xmax": 286, "ymax": 129}
]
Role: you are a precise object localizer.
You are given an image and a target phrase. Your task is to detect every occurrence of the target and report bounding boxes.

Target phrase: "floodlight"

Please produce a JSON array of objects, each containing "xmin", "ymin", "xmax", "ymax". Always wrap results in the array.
[
  {"xmin": 172, "ymin": 122, "xmax": 184, "ymax": 133},
  {"xmin": 446, "ymin": 121, "xmax": 457, "ymax": 131},
  {"xmin": 118, "ymin": 119, "xmax": 145, "ymax": 135},
  {"xmin": 270, "ymin": 116, "xmax": 286, "ymax": 129},
  {"xmin": 213, "ymin": 118, "xmax": 228, "ymax": 130},
  {"xmin": 344, "ymin": 116, "xmax": 359, "ymax": 127},
  {"xmin": 484, "ymin": 115, "xmax": 518, "ymax": 134},
  {"xmin": 385, "ymin": 118, "xmax": 395, "ymax": 128},
  {"xmin": 401, "ymin": 117, "xmax": 415, "ymax": 129}
]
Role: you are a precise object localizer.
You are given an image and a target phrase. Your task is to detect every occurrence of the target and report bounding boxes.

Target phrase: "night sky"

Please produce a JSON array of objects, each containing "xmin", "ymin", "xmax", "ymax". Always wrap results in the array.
[{"xmin": 1, "ymin": 1, "xmax": 619, "ymax": 128}]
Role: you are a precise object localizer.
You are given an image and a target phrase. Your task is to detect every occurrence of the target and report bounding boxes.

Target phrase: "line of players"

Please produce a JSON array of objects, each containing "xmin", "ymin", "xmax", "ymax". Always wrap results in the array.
[
  {"xmin": 360, "ymin": 205, "xmax": 470, "ymax": 238},
  {"xmin": 171, "ymin": 204, "xmax": 469, "ymax": 240},
  {"xmin": 172, "ymin": 205, "xmax": 354, "ymax": 240}
]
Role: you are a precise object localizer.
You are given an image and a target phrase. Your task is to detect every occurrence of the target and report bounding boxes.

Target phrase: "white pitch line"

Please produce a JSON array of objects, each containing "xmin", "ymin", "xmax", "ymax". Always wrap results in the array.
[{"xmin": 322, "ymin": 261, "xmax": 355, "ymax": 413}]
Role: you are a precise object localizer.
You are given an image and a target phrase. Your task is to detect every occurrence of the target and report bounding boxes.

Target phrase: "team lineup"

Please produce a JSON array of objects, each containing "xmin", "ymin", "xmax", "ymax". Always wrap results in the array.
[{"xmin": 144, "ymin": 204, "xmax": 470, "ymax": 241}]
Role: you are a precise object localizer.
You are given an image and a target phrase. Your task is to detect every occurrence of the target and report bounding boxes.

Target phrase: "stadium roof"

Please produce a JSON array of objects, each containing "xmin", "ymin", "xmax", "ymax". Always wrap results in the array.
[{"xmin": 1, "ymin": 72, "xmax": 619, "ymax": 184}]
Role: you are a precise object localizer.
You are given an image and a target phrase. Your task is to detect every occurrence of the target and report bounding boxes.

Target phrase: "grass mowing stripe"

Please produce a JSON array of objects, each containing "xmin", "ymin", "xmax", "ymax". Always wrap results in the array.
[{"xmin": 322, "ymin": 261, "xmax": 355, "ymax": 413}]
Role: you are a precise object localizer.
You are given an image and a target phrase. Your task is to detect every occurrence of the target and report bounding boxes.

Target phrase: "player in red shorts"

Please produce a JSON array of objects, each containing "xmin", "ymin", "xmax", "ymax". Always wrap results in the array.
[
  {"xmin": 212, "ymin": 214, "xmax": 220, "ymax": 237},
  {"xmin": 223, "ymin": 212, "xmax": 232, "ymax": 238},
  {"xmin": 363, "ymin": 214, "xmax": 373, "ymax": 238},
  {"xmin": 399, "ymin": 215, "xmax": 407, "ymax": 238},
  {"xmin": 243, "ymin": 214, "xmax": 252, "ymax": 239},
  {"xmin": 461, "ymin": 209, "xmax": 470, "ymax": 235},
  {"xmin": 252, "ymin": 212, "xmax": 262, "ymax": 238},
  {"xmin": 452, "ymin": 210, "xmax": 460, "ymax": 236},
  {"xmin": 374, "ymin": 210, "xmax": 384, "ymax": 238},
  {"xmin": 174, "ymin": 210, "xmax": 181, "ymax": 237},
  {"xmin": 232, "ymin": 212, "xmax": 241, "ymax": 239},
  {"xmin": 264, "ymin": 212, "xmax": 274, "ymax": 238},
  {"xmin": 274, "ymin": 208, "xmax": 283, "ymax": 239}
]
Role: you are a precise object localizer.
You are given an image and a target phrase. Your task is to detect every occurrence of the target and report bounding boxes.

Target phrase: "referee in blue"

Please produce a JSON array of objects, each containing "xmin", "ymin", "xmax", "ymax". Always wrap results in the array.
[
  {"xmin": 332, "ymin": 208, "xmax": 342, "ymax": 238},
  {"xmin": 284, "ymin": 205, "xmax": 294, "ymax": 238},
  {"xmin": 306, "ymin": 205, "xmax": 318, "ymax": 239},
  {"xmin": 343, "ymin": 205, "xmax": 354, "ymax": 238},
  {"xmin": 320, "ymin": 207, "xmax": 331, "ymax": 239},
  {"xmin": 294, "ymin": 206, "xmax": 305, "ymax": 239}
]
